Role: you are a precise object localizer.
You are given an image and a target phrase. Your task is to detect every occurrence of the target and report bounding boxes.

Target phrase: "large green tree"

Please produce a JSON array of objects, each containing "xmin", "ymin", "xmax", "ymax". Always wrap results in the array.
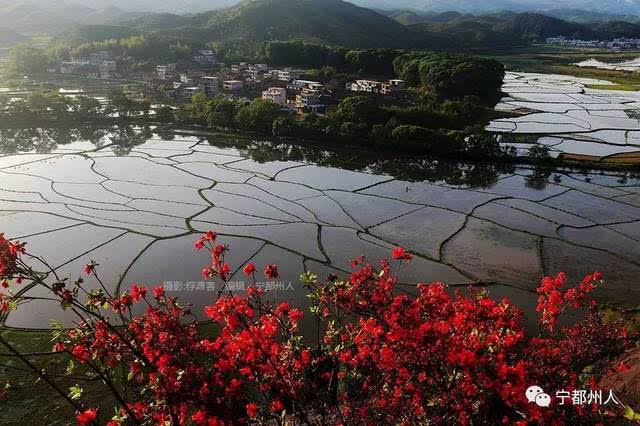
[{"xmin": 235, "ymin": 99, "xmax": 283, "ymax": 134}]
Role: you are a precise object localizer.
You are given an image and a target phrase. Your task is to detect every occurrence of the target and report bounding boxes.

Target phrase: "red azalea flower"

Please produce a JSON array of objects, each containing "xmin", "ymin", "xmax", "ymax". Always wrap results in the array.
[
  {"xmin": 75, "ymin": 408, "xmax": 97, "ymax": 425},
  {"xmin": 153, "ymin": 286, "xmax": 165, "ymax": 298},
  {"xmin": 270, "ymin": 400, "xmax": 285, "ymax": 413},
  {"xmin": 243, "ymin": 263, "xmax": 256, "ymax": 276},
  {"xmin": 219, "ymin": 263, "xmax": 231, "ymax": 278},
  {"xmin": 130, "ymin": 285, "xmax": 147, "ymax": 302},
  {"xmin": 246, "ymin": 402, "xmax": 259, "ymax": 418},
  {"xmin": 191, "ymin": 409, "xmax": 207, "ymax": 425},
  {"xmin": 264, "ymin": 264, "xmax": 278, "ymax": 279},
  {"xmin": 71, "ymin": 345, "xmax": 90, "ymax": 363},
  {"xmin": 83, "ymin": 261, "xmax": 97, "ymax": 275},
  {"xmin": 391, "ymin": 247, "xmax": 412, "ymax": 261},
  {"xmin": 617, "ymin": 362, "xmax": 630, "ymax": 372}
]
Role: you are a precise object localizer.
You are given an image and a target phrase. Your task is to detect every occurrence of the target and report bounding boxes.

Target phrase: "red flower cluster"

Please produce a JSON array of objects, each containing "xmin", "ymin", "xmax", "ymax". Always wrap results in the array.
[
  {"xmin": 0, "ymin": 233, "xmax": 24, "ymax": 285},
  {"xmin": 536, "ymin": 272, "xmax": 601, "ymax": 331},
  {"xmin": 75, "ymin": 408, "xmax": 97, "ymax": 425},
  {"xmin": 308, "ymin": 261, "xmax": 633, "ymax": 425},
  {"xmin": 0, "ymin": 233, "xmax": 25, "ymax": 310},
  {"xmin": 263, "ymin": 264, "xmax": 278, "ymax": 279},
  {"xmin": 0, "ymin": 231, "xmax": 635, "ymax": 425},
  {"xmin": 391, "ymin": 246, "xmax": 413, "ymax": 261}
]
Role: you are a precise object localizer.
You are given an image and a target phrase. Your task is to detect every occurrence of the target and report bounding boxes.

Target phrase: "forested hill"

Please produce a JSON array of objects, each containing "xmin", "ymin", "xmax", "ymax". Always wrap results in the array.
[
  {"xmin": 124, "ymin": 0, "xmax": 416, "ymax": 48},
  {"xmin": 400, "ymin": 10, "xmax": 640, "ymax": 42},
  {"xmin": 116, "ymin": 0, "xmax": 524, "ymax": 50},
  {"xmin": 119, "ymin": 1, "xmax": 640, "ymax": 51},
  {"xmin": 24, "ymin": 0, "xmax": 640, "ymax": 58}
]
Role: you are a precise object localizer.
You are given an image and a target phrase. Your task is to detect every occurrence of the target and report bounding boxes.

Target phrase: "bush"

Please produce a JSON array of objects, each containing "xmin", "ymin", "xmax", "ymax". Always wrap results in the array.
[{"xmin": 0, "ymin": 232, "xmax": 634, "ymax": 425}]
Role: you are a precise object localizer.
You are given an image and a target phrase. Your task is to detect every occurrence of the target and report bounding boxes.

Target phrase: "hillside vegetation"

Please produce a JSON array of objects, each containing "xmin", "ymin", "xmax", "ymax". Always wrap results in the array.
[{"xmin": 404, "ymin": 10, "xmax": 640, "ymax": 43}]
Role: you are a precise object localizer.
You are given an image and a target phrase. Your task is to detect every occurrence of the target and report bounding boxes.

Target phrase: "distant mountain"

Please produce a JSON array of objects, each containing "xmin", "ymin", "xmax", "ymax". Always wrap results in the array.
[
  {"xmin": 382, "ymin": 10, "xmax": 431, "ymax": 25},
  {"xmin": 125, "ymin": 0, "xmax": 416, "ymax": 48},
  {"xmin": 0, "ymin": 0, "xmax": 239, "ymax": 14},
  {"xmin": 543, "ymin": 8, "xmax": 640, "ymax": 23},
  {"xmin": 406, "ymin": 10, "xmax": 640, "ymax": 44},
  {"xmin": 6, "ymin": 0, "xmax": 640, "ymax": 17},
  {"xmin": 352, "ymin": 0, "xmax": 640, "ymax": 16},
  {"xmin": 0, "ymin": 2, "xmax": 144, "ymax": 34}
]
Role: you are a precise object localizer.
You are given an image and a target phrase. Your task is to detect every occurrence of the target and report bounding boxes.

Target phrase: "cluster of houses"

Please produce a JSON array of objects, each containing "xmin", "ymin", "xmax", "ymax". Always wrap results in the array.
[
  {"xmin": 346, "ymin": 79, "xmax": 406, "ymax": 95},
  {"xmin": 145, "ymin": 61, "xmax": 408, "ymax": 115},
  {"xmin": 41, "ymin": 49, "xmax": 408, "ymax": 114},
  {"xmin": 28, "ymin": 52, "xmax": 406, "ymax": 116},
  {"xmin": 48, "ymin": 51, "xmax": 119, "ymax": 79},
  {"xmin": 546, "ymin": 36, "xmax": 640, "ymax": 50},
  {"xmin": 261, "ymin": 79, "xmax": 328, "ymax": 114},
  {"xmin": 146, "ymin": 62, "xmax": 334, "ymax": 114},
  {"xmin": 47, "ymin": 49, "xmax": 219, "ymax": 80}
]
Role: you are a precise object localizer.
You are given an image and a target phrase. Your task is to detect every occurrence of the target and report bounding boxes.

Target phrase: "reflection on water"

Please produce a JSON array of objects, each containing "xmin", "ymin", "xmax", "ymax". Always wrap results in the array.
[
  {"xmin": 2, "ymin": 126, "xmax": 640, "ymax": 330},
  {"xmin": 0, "ymin": 126, "xmax": 518, "ymax": 188}
]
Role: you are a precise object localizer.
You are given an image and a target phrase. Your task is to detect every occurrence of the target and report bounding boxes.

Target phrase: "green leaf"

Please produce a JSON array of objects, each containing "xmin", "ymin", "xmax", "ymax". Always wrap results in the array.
[
  {"xmin": 68, "ymin": 384, "xmax": 83, "ymax": 400},
  {"xmin": 624, "ymin": 405, "xmax": 640, "ymax": 421},
  {"xmin": 299, "ymin": 271, "xmax": 317, "ymax": 284}
]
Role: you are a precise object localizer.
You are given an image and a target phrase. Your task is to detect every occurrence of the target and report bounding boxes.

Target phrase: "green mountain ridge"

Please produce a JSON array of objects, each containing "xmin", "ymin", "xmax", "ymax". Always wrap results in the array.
[{"xmin": 122, "ymin": 0, "xmax": 415, "ymax": 48}]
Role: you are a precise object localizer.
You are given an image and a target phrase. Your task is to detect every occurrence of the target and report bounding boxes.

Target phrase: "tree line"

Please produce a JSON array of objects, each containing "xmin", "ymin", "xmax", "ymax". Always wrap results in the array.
[
  {"xmin": 183, "ymin": 91, "xmax": 513, "ymax": 159},
  {"xmin": 0, "ymin": 91, "xmax": 154, "ymax": 124}
]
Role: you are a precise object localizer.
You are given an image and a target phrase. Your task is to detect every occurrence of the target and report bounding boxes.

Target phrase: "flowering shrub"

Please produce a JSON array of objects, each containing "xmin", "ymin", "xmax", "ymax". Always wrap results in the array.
[{"xmin": 0, "ymin": 231, "xmax": 636, "ymax": 425}]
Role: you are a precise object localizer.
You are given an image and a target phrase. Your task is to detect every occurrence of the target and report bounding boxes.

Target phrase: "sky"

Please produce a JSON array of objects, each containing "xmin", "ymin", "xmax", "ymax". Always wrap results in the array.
[{"xmin": 4, "ymin": 0, "xmax": 640, "ymax": 15}]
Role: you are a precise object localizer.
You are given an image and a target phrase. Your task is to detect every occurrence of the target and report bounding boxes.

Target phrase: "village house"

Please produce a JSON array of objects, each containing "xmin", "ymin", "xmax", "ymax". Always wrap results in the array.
[
  {"xmin": 348, "ymin": 79, "xmax": 406, "ymax": 94},
  {"xmin": 262, "ymin": 87, "xmax": 287, "ymax": 106},
  {"xmin": 157, "ymin": 64, "xmax": 177, "ymax": 80},
  {"xmin": 287, "ymin": 79, "xmax": 324, "ymax": 92},
  {"xmin": 546, "ymin": 36, "xmax": 640, "ymax": 50},
  {"xmin": 194, "ymin": 50, "xmax": 217, "ymax": 66},
  {"xmin": 223, "ymin": 80, "xmax": 244, "ymax": 91},
  {"xmin": 198, "ymin": 76, "xmax": 220, "ymax": 97},
  {"xmin": 88, "ymin": 51, "xmax": 112, "ymax": 66},
  {"xmin": 295, "ymin": 92, "xmax": 326, "ymax": 114},
  {"xmin": 247, "ymin": 64, "xmax": 268, "ymax": 75},
  {"xmin": 179, "ymin": 73, "xmax": 195, "ymax": 85},
  {"xmin": 275, "ymin": 68, "xmax": 301, "ymax": 81},
  {"xmin": 347, "ymin": 80, "xmax": 383, "ymax": 93},
  {"xmin": 231, "ymin": 63, "xmax": 248, "ymax": 74},
  {"xmin": 382, "ymin": 79, "xmax": 406, "ymax": 94},
  {"xmin": 182, "ymin": 86, "xmax": 203, "ymax": 99}
]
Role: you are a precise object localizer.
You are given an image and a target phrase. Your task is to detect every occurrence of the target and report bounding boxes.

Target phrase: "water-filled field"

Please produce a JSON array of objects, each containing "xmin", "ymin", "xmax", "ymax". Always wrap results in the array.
[
  {"xmin": 1, "ymin": 127, "xmax": 639, "ymax": 329},
  {"xmin": 488, "ymin": 72, "xmax": 640, "ymax": 162}
]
